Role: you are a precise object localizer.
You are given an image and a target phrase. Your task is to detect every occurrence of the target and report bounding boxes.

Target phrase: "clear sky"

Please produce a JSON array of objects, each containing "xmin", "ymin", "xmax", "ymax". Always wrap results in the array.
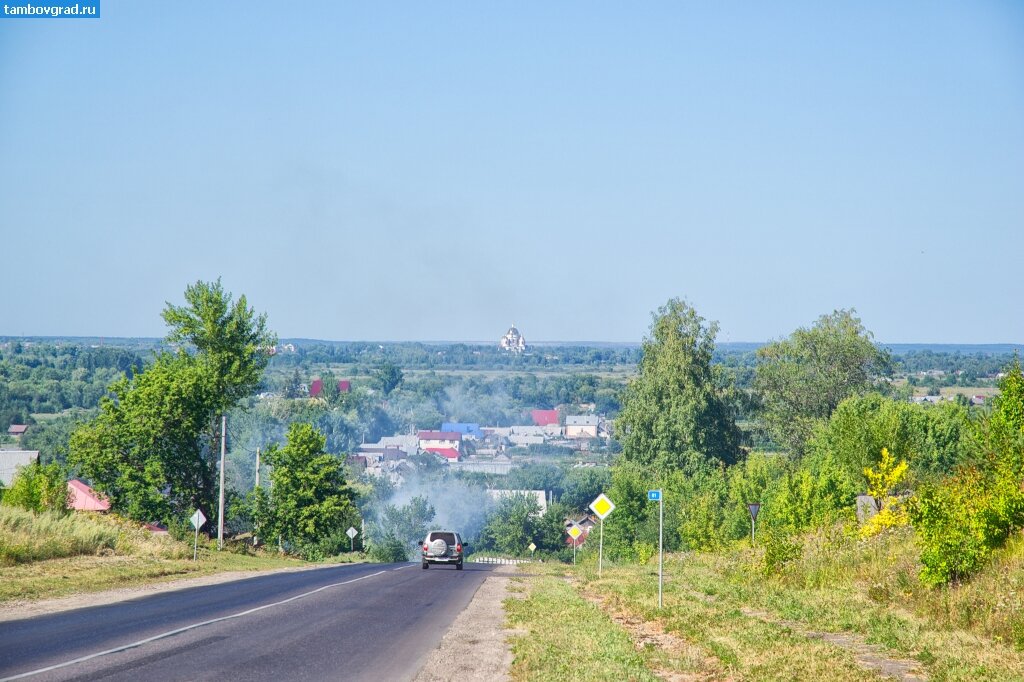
[{"xmin": 1, "ymin": 2, "xmax": 1021, "ymax": 343}]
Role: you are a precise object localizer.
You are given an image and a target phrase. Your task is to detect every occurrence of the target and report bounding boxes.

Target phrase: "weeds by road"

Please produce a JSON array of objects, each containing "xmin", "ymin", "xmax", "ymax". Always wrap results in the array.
[{"xmin": 507, "ymin": 529, "xmax": 1024, "ymax": 681}]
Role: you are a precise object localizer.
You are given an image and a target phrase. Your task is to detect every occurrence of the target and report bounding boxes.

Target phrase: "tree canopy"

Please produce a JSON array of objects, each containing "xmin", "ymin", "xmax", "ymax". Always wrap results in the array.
[
  {"xmin": 754, "ymin": 309, "xmax": 889, "ymax": 456},
  {"xmin": 615, "ymin": 298, "xmax": 740, "ymax": 472}
]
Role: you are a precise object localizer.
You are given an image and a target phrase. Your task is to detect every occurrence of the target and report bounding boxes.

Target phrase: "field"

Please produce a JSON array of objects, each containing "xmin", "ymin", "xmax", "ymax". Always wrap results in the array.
[{"xmin": 506, "ymin": 527, "xmax": 1024, "ymax": 681}]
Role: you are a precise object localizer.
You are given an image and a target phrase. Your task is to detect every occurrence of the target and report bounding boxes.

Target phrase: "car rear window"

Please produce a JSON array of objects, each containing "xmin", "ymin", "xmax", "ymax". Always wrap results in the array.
[{"xmin": 428, "ymin": 532, "xmax": 457, "ymax": 545}]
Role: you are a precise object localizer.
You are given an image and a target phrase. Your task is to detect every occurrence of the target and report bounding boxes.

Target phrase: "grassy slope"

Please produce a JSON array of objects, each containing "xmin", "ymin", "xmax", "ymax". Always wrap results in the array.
[
  {"xmin": 509, "ymin": 527, "xmax": 1024, "ymax": 681},
  {"xmin": 0, "ymin": 506, "xmax": 323, "ymax": 603}
]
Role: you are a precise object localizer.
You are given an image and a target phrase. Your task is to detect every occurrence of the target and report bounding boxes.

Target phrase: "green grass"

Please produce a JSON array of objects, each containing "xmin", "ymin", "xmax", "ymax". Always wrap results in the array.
[
  {"xmin": 0, "ymin": 506, "xmax": 122, "ymax": 564},
  {"xmin": 0, "ymin": 506, "xmax": 340, "ymax": 603},
  {"xmin": 505, "ymin": 572, "xmax": 660, "ymax": 682},
  {"xmin": 507, "ymin": 527, "xmax": 1024, "ymax": 681}
]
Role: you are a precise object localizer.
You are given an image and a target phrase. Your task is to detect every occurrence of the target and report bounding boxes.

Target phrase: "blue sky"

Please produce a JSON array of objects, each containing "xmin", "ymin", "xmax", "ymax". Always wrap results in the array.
[{"xmin": 1, "ymin": 2, "xmax": 1021, "ymax": 343}]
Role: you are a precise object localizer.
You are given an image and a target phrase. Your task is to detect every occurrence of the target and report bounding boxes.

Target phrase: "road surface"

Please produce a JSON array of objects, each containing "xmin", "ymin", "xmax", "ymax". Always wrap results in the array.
[{"xmin": 0, "ymin": 561, "xmax": 497, "ymax": 681}]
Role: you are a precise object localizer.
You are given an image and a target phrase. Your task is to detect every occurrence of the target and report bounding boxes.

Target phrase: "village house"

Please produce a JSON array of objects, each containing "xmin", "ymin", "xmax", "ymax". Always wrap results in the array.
[
  {"xmin": 565, "ymin": 415, "xmax": 600, "ymax": 438},
  {"xmin": 67, "ymin": 479, "xmax": 111, "ymax": 512},
  {"xmin": 417, "ymin": 430, "xmax": 462, "ymax": 452},
  {"xmin": 0, "ymin": 450, "xmax": 39, "ymax": 487}
]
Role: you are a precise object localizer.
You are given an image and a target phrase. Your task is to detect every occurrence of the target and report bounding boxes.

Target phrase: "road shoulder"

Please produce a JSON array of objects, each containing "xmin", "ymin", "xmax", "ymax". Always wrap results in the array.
[{"xmin": 412, "ymin": 563, "xmax": 518, "ymax": 682}]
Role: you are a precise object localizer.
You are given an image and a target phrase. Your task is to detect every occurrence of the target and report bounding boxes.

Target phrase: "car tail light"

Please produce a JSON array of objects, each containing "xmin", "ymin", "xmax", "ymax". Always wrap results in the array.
[
  {"xmin": 423, "ymin": 544, "xmax": 428, "ymax": 552},
  {"xmin": 456, "ymin": 544, "xmax": 462, "ymax": 552}
]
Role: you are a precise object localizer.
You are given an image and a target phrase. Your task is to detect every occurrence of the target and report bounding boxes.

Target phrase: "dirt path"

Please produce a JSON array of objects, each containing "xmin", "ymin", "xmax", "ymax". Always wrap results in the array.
[
  {"xmin": 0, "ymin": 562, "xmax": 344, "ymax": 623},
  {"xmin": 412, "ymin": 564, "xmax": 519, "ymax": 682}
]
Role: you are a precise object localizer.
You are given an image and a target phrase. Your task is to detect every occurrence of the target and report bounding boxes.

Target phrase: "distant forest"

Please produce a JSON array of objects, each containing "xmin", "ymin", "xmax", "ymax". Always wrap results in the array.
[{"xmin": 1, "ymin": 337, "xmax": 1020, "ymax": 468}]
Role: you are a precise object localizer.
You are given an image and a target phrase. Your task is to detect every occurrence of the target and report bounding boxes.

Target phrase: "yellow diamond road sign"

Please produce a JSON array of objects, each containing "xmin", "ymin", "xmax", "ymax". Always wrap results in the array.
[
  {"xmin": 528, "ymin": 542, "xmax": 537, "ymax": 552},
  {"xmin": 590, "ymin": 493, "xmax": 615, "ymax": 520},
  {"xmin": 567, "ymin": 524, "xmax": 583, "ymax": 540}
]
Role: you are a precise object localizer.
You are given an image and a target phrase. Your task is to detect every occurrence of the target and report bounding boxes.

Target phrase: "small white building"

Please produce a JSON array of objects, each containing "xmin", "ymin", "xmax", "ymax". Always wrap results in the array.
[
  {"xmin": 417, "ymin": 430, "xmax": 462, "ymax": 452},
  {"xmin": 565, "ymin": 415, "xmax": 600, "ymax": 439},
  {"xmin": 0, "ymin": 450, "xmax": 39, "ymax": 486}
]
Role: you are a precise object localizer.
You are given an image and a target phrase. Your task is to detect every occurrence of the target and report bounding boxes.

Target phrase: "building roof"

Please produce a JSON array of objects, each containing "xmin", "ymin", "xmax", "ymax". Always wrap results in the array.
[
  {"xmin": 338, "ymin": 380, "xmax": 351, "ymax": 393},
  {"xmin": 531, "ymin": 410, "xmax": 559, "ymax": 426},
  {"xmin": 417, "ymin": 431, "xmax": 463, "ymax": 441},
  {"xmin": 566, "ymin": 415, "xmax": 601, "ymax": 426},
  {"xmin": 67, "ymin": 479, "xmax": 111, "ymax": 511},
  {"xmin": 441, "ymin": 422, "xmax": 485, "ymax": 438},
  {"xmin": 0, "ymin": 450, "xmax": 39, "ymax": 486},
  {"xmin": 425, "ymin": 447, "xmax": 461, "ymax": 460},
  {"xmin": 7, "ymin": 424, "xmax": 28, "ymax": 436},
  {"xmin": 309, "ymin": 378, "xmax": 324, "ymax": 397}
]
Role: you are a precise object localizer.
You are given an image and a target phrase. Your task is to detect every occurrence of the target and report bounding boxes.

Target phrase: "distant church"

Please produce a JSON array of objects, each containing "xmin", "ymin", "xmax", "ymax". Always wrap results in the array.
[{"xmin": 499, "ymin": 323, "xmax": 526, "ymax": 353}]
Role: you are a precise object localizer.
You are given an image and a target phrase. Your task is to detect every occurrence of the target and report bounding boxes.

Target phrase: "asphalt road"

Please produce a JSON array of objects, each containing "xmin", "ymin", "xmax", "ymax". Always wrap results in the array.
[{"xmin": 0, "ymin": 561, "xmax": 497, "ymax": 682}]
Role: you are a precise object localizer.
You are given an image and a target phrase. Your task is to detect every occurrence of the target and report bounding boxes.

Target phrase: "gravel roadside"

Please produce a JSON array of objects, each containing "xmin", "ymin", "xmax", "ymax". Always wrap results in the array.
[{"xmin": 412, "ymin": 563, "xmax": 520, "ymax": 682}]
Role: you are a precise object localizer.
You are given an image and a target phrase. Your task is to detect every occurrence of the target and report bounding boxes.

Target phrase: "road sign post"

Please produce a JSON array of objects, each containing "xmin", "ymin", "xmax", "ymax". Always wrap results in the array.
[
  {"xmin": 746, "ymin": 502, "xmax": 761, "ymax": 545},
  {"xmin": 589, "ymin": 493, "xmax": 615, "ymax": 577},
  {"xmin": 346, "ymin": 526, "xmax": 358, "ymax": 553},
  {"xmin": 528, "ymin": 542, "xmax": 536, "ymax": 558},
  {"xmin": 649, "ymin": 489, "xmax": 663, "ymax": 608},
  {"xmin": 190, "ymin": 509, "xmax": 206, "ymax": 562},
  {"xmin": 567, "ymin": 523, "xmax": 583, "ymax": 565}
]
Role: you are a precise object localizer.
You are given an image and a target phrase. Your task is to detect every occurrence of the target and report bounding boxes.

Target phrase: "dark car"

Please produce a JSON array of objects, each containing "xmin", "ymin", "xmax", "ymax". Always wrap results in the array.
[{"xmin": 421, "ymin": 530, "xmax": 465, "ymax": 569}]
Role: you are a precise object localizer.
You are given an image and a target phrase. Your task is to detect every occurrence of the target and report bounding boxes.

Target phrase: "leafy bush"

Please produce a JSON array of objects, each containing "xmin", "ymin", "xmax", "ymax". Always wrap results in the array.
[
  {"xmin": 759, "ymin": 526, "xmax": 802, "ymax": 576},
  {"xmin": 2, "ymin": 462, "xmax": 70, "ymax": 514},
  {"xmin": 0, "ymin": 505, "xmax": 119, "ymax": 564},
  {"xmin": 909, "ymin": 466, "xmax": 1024, "ymax": 585},
  {"xmin": 859, "ymin": 448, "xmax": 910, "ymax": 539},
  {"xmin": 368, "ymin": 534, "xmax": 408, "ymax": 563}
]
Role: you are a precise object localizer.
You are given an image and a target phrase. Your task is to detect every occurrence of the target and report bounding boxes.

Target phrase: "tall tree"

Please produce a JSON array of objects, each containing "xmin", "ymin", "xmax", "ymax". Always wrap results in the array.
[
  {"xmin": 616, "ymin": 298, "xmax": 740, "ymax": 472},
  {"xmin": 755, "ymin": 309, "xmax": 888, "ymax": 456},
  {"xmin": 372, "ymin": 361, "xmax": 404, "ymax": 397},
  {"xmin": 70, "ymin": 352, "xmax": 219, "ymax": 522},
  {"xmin": 70, "ymin": 281, "xmax": 274, "ymax": 525},
  {"xmin": 263, "ymin": 423, "xmax": 356, "ymax": 555},
  {"xmin": 162, "ymin": 278, "xmax": 276, "ymax": 409}
]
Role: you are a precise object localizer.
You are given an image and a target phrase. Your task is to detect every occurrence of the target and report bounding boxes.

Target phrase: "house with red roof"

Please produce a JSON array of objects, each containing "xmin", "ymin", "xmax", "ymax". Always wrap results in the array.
[
  {"xmin": 67, "ymin": 479, "xmax": 111, "ymax": 512},
  {"xmin": 425, "ymin": 447, "xmax": 461, "ymax": 463},
  {"xmin": 7, "ymin": 424, "xmax": 28, "ymax": 437},
  {"xmin": 310, "ymin": 378, "xmax": 352, "ymax": 397},
  {"xmin": 530, "ymin": 410, "xmax": 559, "ymax": 427}
]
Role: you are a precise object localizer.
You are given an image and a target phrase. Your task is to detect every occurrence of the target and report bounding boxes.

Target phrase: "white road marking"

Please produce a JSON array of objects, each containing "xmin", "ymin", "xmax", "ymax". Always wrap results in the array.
[
  {"xmin": 1, "ymin": 569, "xmax": 387, "ymax": 681},
  {"xmin": 391, "ymin": 564, "xmax": 414, "ymax": 571}
]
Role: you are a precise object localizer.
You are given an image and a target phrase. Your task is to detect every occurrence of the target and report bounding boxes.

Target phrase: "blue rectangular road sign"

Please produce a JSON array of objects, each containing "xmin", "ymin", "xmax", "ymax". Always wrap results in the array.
[{"xmin": 648, "ymin": 490, "xmax": 661, "ymax": 501}]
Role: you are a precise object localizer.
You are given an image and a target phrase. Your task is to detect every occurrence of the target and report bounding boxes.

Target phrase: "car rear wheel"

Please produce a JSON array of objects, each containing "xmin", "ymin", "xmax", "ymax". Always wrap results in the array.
[
  {"xmin": 421, "ymin": 561, "xmax": 428, "ymax": 569},
  {"xmin": 456, "ymin": 561, "xmax": 463, "ymax": 570}
]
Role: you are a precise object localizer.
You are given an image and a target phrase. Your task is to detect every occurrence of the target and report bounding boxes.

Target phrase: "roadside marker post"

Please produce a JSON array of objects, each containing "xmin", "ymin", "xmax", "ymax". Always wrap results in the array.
[
  {"xmin": 589, "ymin": 493, "xmax": 615, "ymax": 577},
  {"xmin": 649, "ymin": 489, "xmax": 663, "ymax": 609},
  {"xmin": 190, "ymin": 509, "xmax": 206, "ymax": 562},
  {"xmin": 528, "ymin": 542, "xmax": 536, "ymax": 557},
  {"xmin": 567, "ymin": 523, "xmax": 583, "ymax": 565},
  {"xmin": 747, "ymin": 502, "xmax": 761, "ymax": 545},
  {"xmin": 346, "ymin": 526, "xmax": 358, "ymax": 553}
]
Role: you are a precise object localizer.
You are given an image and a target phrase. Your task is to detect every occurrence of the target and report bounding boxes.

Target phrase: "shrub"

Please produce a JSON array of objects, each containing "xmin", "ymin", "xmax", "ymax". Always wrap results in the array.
[
  {"xmin": 368, "ymin": 533, "xmax": 409, "ymax": 563},
  {"xmin": 909, "ymin": 466, "xmax": 1024, "ymax": 585},
  {"xmin": 2, "ymin": 463, "xmax": 70, "ymax": 514},
  {"xmin": 760, "ymin": 526, "xmax": 802, "ymax": 576}
]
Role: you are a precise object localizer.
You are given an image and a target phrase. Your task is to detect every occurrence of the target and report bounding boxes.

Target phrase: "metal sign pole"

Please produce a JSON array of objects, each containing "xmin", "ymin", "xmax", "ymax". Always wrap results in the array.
[
  {"xmin": 658, "ymin": 492, "xmax": 664, "ymax": 609},
  {"xmin": 573, "ymin": 537, "xmax": 576, "ymax": 565},
  {"xmin": 598, "ymin": 518, "xmax": 604, "ymax": 578},
  {"xmin": 193, "ymin": 525, "xmax": 199, "ymax": 562}
]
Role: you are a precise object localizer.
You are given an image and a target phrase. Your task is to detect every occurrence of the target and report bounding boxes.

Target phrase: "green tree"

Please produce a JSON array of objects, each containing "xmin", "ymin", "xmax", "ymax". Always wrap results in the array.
[
  {"xmin": 616, "ymin": 298, "xmax": 740, "ymax": 472},
  {"xmin": 263, "ymin": 423, "xmax": 357, "ymax": 558},
  {"xmin": 70, "ymin": 281, "xmax": 274, "ymax": 526},
  {"xmin": 372, "ymin": 361, "xmax": 404, "ymax": 397},
  {"xmin": 754, "ymin": 309, "xmax": 889, "ymax": 457},
  {"xmin": 2, "ymin": 462, "xmax": 70, "ymax": 514},
  {"xmin": 162, "ymin": 278, "xmax": 276, "ymax": 409},
  {"xmin": 478, "ymin": 493, "xmax": 551, "ymax": 556},
  {"xmin": 70, "ymin": 353, "xmax": 219, "ymax": 522}
]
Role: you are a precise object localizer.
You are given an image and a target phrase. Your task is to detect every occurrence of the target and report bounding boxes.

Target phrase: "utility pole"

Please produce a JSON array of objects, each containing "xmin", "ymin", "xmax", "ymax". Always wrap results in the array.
[
  {"xmin": 218, "ymin": 415, "xmax": 226, "ymax": 550},
  {"xmin": 253, "ymin": 447, "xmax": 261, "ymax": 547}
]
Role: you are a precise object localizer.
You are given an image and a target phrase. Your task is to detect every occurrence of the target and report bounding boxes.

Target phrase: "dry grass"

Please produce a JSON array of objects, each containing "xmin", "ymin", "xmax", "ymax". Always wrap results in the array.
[{"xmin": 0, "ymin": 506, "xmax": 309, "ymax": 603}]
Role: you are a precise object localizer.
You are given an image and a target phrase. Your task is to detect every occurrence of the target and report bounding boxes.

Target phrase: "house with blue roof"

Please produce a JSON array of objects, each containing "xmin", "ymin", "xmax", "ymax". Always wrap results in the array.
[{"xmin": 441, "ymin": 422, "xmax": 485, "ymax": 440}]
